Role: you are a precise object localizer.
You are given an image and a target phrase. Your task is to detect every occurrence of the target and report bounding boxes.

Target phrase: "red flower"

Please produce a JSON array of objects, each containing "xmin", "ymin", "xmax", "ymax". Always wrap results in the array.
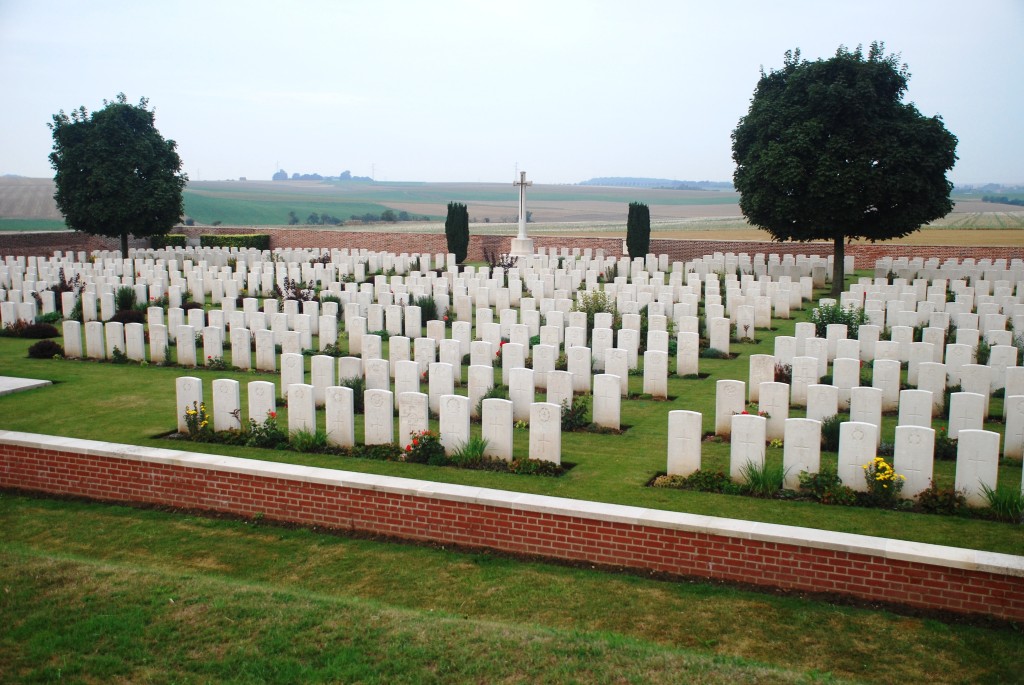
[
  {"xmin": 268, "ymin": 411, "xmax": 277, "ymax": 419},
  {"xmin": 740, "ymin": 410, "xmax": 749, "ymax": 415}
]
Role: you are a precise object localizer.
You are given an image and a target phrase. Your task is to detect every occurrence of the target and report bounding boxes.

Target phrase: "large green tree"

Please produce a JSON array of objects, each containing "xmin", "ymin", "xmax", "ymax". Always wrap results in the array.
[
  {"xmin": 49, "ymin": 94, "xmax": 188, "ymax": 255},
  {"xmin": 731, "ymin": 43, "xmax": 957, "ymax": 295},
  {"xmin": 444, "ymin": 201, "xmax": 469, "ymax": 263}
]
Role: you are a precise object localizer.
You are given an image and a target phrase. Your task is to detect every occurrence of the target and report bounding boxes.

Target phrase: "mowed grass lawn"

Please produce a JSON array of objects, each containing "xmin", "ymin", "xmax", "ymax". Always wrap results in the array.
[
  {"xmin": 3, "ymin": 493, "xmax": 1022, "ymax": 684},
  {"xmin": 2, "ymin": 271, "xmax": 1024, "ymax": 682}
]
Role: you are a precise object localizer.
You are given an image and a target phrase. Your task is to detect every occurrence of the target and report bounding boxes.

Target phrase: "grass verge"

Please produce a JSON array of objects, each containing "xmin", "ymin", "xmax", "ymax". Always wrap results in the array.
[{"xmin": 2, "ymin": 493, "xmax": 1020, "ymax": 684}]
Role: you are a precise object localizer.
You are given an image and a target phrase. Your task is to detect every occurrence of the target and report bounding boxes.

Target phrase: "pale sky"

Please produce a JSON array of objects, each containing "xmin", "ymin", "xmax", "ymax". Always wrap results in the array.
[{"xmin": 1, "ymin": 0, "xmax": 1021, "ymax": 185}]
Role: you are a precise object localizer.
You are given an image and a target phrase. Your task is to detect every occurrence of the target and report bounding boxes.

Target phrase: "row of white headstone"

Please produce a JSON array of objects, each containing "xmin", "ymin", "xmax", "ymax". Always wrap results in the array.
[
  {"xmin": 667, "ymin": 410, "xmax": 1001, "ymax": 506},
  {"xmin": 174, "ymin": 376, "xmax": 564, "ymax": 464}
]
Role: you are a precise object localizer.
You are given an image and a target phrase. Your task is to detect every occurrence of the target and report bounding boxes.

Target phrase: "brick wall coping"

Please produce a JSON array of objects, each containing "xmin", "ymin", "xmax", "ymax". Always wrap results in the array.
[{"xmin": 3, "ymin": 429, "xmax": 1022, "ymax": 578}]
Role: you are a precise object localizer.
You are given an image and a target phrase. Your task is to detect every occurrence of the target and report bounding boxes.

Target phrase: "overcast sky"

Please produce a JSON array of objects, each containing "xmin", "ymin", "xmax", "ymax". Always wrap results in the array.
[{"xmin": 1, "ymin": 0, "xmax": 1021, "ymax": 185}]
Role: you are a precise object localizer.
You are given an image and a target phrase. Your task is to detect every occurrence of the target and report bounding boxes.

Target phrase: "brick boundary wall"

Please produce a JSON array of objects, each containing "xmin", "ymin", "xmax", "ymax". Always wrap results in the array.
[
  {"xmin": 1, "ymin": 431, "xmax": 1022, "ymax": 621},
  {"xmin": 3, "ymin": 227, "xmax": 1024, "ymax": 264}
]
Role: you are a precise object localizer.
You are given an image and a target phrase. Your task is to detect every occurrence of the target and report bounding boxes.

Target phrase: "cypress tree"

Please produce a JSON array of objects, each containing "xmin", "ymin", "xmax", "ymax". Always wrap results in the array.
[
  {"xmin": 444, "ymin": 202, "xmax": 470, "ymax": 263},
  {"xmin": 626, "ymin": 202, "xmax": 651, "ymax": 258}
]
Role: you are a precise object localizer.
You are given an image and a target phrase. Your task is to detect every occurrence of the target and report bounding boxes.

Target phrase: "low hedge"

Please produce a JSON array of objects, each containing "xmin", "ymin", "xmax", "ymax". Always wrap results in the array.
[
  {"xmin": 151, "ymin": 234, "xmax": 188, "ymax": 248},
  {"xmin": 199, "ymin": 234, "xmax": 271, "ymax": 250}
]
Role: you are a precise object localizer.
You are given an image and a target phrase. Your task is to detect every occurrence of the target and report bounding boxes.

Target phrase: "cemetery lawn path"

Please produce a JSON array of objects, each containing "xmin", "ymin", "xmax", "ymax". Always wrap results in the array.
[{"xmin": 2, "ymin": 493, "xmax": 1021, "ymax": 685}]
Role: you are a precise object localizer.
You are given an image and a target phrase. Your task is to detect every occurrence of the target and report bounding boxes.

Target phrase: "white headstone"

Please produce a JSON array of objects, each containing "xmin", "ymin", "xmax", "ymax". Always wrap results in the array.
[
  {"xmin": 287, "ymin": 383, "xmax": 316, "ymax": 435},
  {"xmin": 782, "ymin": 418, "xmax": 821, "ymax": 490},
  {"xmin": 894, "ymin": 425, "xmax": 935, "ymax": 498},
  {"xmin": 175, "ymin": 376, "xmax": 203, "ymax": 432},
  {"xmin": 592, "ymin": 373, "xmax": 621, "ymax": 430},
  {"xmin": 730, "ymin": 413, "xmax": 766, "ymax": 480},
  {"xmin": 838, "ymin": 421, "xmax": 878, "ymax": 491},
  {"xmin": 529, "ymin": 402, "xmax": 562, "ymax": 464},
  {"xmin": 440, "ymin": 395, "xmax": 471, "ymax": 454},
  {"xmin": 897, "ymin": 389, "xmax": 933, "ymax": 428},
  {"xmin": 667, "ymin": 410, "xmax": 702, "ymax": 476},
  {"xmin": 715, "ymin": 379, "xmax": 745, "ymax": 437},
  {"xmin": 364, "ymin": 388, "xmax": 394, "ymax": 445},
  {"xmin": 397, "ymin": 391, "xmax": 428, "ymax": 449},
  {"xmin": 248, "ymin": 380, "xmax": 276, "ymax": 424},
  {"xmin": 954, "ymin": 429, "xmax": 1001, "ymax": 506},
  {"xmin": 805, "ymin": 384, "xmax": 838, "ymax": 424},
  {"xmin": 482, "ymin": 397, "xmax": 514, "ymax": 461},
  {"xmin": 212, "ymin": 378, "xmax": 241, "ymax": 432}
]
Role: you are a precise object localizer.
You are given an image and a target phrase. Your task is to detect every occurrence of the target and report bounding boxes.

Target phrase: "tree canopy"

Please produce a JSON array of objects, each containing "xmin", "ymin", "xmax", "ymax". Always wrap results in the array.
[
  {"xmin": 731, "ymin": 43, "xmax": 957, "ymax": 295},
  {"xmin": 49, "ymin": 94, "xmax": 188, "ymax": 255}
]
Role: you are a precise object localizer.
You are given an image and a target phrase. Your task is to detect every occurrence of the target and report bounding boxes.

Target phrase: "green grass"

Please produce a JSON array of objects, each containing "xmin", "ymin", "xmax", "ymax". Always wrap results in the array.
[
  {"xmin": 1, "ymin": 285, "xmax": 1023, "ymax": 556},
  {"xmin": 0, "ymin": 218, "xmax": 68, "ymax": 231},
  {"xmin": 2, "ymin": 492, "xmax": 1021, "ymax": 684}
]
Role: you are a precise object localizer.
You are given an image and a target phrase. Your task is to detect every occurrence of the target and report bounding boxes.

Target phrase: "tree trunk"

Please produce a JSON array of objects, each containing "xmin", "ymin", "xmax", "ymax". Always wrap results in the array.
[
  {"xmin": 831, "ymin": 236, "xmax": 845, "ymax": 297},
  {"xmin": 120, "ymin": 231, "xmax": 129, "ymax": 257}
]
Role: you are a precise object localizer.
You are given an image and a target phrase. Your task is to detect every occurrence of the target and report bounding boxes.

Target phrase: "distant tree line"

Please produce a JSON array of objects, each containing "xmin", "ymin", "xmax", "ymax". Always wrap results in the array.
[
  {"xmin": 272, "ymin": 169, "xmax": 373, "ymax": 182},
  {"xmin": 287, "ymin": 209, "xmax": 428, "ymax": 225},
  {"xmin": 982, "ymin": 195, "xmax": 1024, "ymax": 207}
]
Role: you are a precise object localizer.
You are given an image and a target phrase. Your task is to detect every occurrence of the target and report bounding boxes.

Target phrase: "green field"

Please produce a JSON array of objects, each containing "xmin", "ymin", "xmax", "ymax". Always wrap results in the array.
[
  {"xmin": 0, "ymin": 218, "xmax": 67, "ymax": 232},
  {"xmin": 183, "ymin": 189, "xmax": 407, "ymax": 226}
]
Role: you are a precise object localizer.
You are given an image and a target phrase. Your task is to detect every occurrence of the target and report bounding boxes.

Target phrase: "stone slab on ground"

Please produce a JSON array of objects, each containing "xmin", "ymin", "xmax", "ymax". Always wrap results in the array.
[{"xmin": 0, "ymin": 376, "xmax": 52, "ymax": 397}]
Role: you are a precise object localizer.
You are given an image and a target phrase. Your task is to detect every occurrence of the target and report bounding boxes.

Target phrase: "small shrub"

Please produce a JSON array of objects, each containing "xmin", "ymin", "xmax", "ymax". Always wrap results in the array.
[
  {"xmin": 414, "ymin": 295, "xmax": 439, "ymax": 324},
  {"xmin": 980, "ymin": 483, "xmax": 1024, "ymax": 523},
  {"xmin": 320, "ymin": 343, "xmax": 345, "ymax": 357},
  {"xmin": 183, "ymin": 401, "xmax": 211, "ymax": 440},
  {"xmin": 115, "ymin": 285, "xmax": 137, "ymax": 312},
  {"xmin": 449, "ymin": 436, "xmax": 490, "ymax": 467},
  {"xmin": 975, "ymin": 339, "xmax": 991, "ymax": 366},
  {"xmin": 403, "ymin": 429, "xmax": 446, "ymax": 465},
  {"xmin": 774, "ymin": 362, "xmax": 792, "ymax": 384},
  {"xmin": 561, "ymin": 394, "xmax": 591, "ymax": 431},
  {"xmin": 28, "ymin": 339, "xmax": 64, "ymax": 359},
  {"xmin": 700, "ymin": 347, "xmax": 729, "ymax": 359},
  {"xmin": 934, "ymin": 426, "xmax": 958, "ymax": 460},
  {"xmin": 339, "ymin": 376, "xmax": 366, "ymax": 413},
  {"xmin": 653, "ymin": 469, "xmax": 742, "ymax": 494},
  {"xmin": 107, "ymin": 310, "xmax": 146, "ymax": 325},
  {"xmin": 110, "ymin": 346, "xmax": 129, "ymax": 364},
  {"xmin": 290, "ymin": 429, "xmax": 329, "ymax": 453},
  {"xmin": 810, "ymin": 302, "xmax": 867, "ymax": 338},
  {"xmin": 206, "ymin": 355, "xmax": 228, "ymax": 370},
  {"xmin": 862, "ymin": 456, "xmax": 905, "ymax": 508},
  {"xmin": 798, "ymin": 466, "xmax": 857, "ymax": 506},
  {"xmin": 35, "ymin": 311, "xmax": 63, "ymax": 325},
  {"xmin": 915, "ymin": 482, "xmax": 967, "ymax": 516},
  {"xmin": 572, "ymin": 290, "xmax": 620, "ymax": 333},
  {"xmin": 738, "ymin": 460, "xmax": 788, "ymax": 498},
  {"xmin": 245, "ymin": 410, "xmax": 287, "ymax": 449},
  {"xmin": 19, "ymin": 323, "xmax": 61, "ymax": 339},
  {"xmin": 820, "ymin": 415, "xmax": 842, "ymax": 452},
  {"xmin": 475, "ymin": 385, "xmax": 508, "ymax": 418}
]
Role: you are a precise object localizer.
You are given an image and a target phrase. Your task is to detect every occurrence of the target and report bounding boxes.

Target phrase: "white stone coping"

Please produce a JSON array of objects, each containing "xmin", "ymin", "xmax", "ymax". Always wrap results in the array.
[{"xmin": 2, "ymin": 429, "xmax": 1022, "ymax": 579}]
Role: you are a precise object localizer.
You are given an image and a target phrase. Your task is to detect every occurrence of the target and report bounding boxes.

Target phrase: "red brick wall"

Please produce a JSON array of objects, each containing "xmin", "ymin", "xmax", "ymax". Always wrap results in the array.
[
  {"xmin": 1, "ymin": 438, "xmax": 1021, "ymax": 621},
  {"xmin": 4, "ymin": 227, "xmax": 1023, "ymax": 265}
]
